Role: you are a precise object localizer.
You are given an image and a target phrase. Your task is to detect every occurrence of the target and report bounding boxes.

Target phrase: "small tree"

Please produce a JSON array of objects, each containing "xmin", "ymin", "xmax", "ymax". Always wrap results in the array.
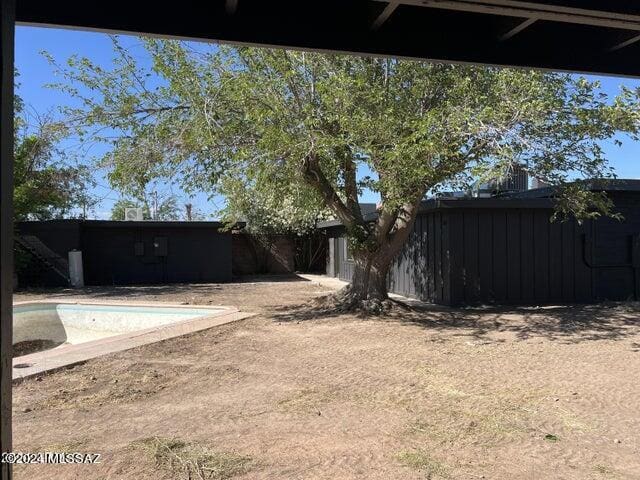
[
  {"xmin": 14, "ymin": 88, "xmax": 94, "ymax": 220},
  {"xmin": 220, "ymin": 176, "xmax": 328, "ymax": 273},
  {"xmin": 48, "ymin": 38, "xmax": 636, "ymax": 310}
]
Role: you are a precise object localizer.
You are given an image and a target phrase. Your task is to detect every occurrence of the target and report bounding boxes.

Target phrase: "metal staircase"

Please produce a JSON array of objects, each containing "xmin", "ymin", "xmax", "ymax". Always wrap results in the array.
[{"xmin": 15, "ymin": 235, "xmax": 70, "ymax": 284}]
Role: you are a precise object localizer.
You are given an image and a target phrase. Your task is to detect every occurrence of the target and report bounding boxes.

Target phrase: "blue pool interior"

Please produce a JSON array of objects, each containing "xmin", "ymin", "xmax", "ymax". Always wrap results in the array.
[{"xmin": 13, "ymin": 302, "xmax": 227, "ymax": 351}]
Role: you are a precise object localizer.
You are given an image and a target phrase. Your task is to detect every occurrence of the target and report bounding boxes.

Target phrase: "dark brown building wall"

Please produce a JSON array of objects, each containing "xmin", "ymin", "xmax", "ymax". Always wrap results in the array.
[{"xmin": 232, "ymin": 233, "xmax": 295, "ymax": 276}]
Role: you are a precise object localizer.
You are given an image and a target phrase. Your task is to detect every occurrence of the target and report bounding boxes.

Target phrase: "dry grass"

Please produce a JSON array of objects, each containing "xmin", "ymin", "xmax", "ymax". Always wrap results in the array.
[
  {"xmin": 396, "ymin": 449, "xmax": 450, "ymax": 479},
  {"xmin": 407, "ymin": 365, "xmax": 542, "ymax": 445},
  {"xmin": 41, "ymin": 439, "xmax": 87, "ymax": 453},
  {"xmin": 12, "ymin": 278, "xmax": 640, "ymax": 479},
  {"xmin": 594, "ymin": 464, "xmax": 619, "ymax": 478},
  {"xmin": 34, "ymin": 362, "xmax": 175, "ymax": 411},
  {"xmin": 130, "ymin": 437, "xmax": 252, "ymax": 480},
  {"xmin": 276, "ymin": 387, "xmax": 338, "ymax": 414}
]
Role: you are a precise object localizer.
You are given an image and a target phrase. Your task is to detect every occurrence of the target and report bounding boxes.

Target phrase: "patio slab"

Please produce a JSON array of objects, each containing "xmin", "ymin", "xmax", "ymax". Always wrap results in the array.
[{"xmin": 12, "ymin": 304, "xmax": 255, "ymax": 382}]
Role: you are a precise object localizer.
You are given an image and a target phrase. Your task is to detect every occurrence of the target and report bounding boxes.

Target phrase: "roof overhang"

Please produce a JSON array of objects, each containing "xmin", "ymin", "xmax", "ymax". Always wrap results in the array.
[
  {"xmin": 15, "ymin": 0, "xmax": 640, "ymax": 77},
  {"xmin": 316, "ymin": 179, "xmax": 640, "ymax": 228},
  {"xmin": 16, "ymin": 219, "xmax": 246, "ymax": 230}
]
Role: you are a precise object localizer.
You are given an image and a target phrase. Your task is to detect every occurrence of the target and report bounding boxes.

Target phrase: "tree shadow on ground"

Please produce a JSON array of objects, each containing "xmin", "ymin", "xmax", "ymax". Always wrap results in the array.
[
  {"xmin": 17, "ymin": 274, "xmax": 309, "ymax": 299},
  {"xmin": 233, "ymin": 274, "xmax": 310, "ymax": 283},
  {"xmin": 267, "ymin": 298, "xmax": 640, "ymax": 344},
  {"xmin": 17, "ymin": 283, "xmax": 226, "ymax": 299}
]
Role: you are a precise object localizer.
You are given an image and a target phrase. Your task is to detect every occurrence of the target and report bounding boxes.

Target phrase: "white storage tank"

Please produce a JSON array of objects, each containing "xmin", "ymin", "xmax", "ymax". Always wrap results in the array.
[{"xmin": 68, "ymin": 250, "xmax": 84, "ymax": 288}]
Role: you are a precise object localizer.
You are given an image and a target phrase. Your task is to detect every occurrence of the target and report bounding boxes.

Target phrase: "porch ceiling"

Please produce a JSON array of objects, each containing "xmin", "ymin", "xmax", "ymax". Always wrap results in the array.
[{"xmin": 15, "ymin": 0, "xmax": 640, "ymax": 77}]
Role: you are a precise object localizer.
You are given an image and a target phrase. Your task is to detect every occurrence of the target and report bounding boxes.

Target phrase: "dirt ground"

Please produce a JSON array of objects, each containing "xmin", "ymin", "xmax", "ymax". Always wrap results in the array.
[{"xmin": 11, "ymin": 275, "xmax": 640, "ymax": 479}]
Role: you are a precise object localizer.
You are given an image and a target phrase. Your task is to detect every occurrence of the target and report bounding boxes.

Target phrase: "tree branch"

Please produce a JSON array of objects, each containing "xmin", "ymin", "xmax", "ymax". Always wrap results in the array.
[
  {"xmin": 340, "ymin": 146, "xmax": 363, "ymax": 223},
  {"xmin": 375, "ymin": 207, "xmax": 397, "ymax": 243},
  {"xmin": 301, "ymin": 152, "xmax": 358, "ymax": 228},
  {"xmin": 385, "ymin": 194, "xmax": 423, "ymax": 254}
]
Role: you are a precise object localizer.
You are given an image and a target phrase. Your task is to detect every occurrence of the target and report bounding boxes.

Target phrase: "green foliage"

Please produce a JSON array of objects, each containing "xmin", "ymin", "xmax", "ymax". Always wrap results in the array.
[
  {"xmin": 44, "ymin": 34, "xmax": 640, "ymax": 282},
  {"xmin": 14, "ymin": 86, "xmax": 94, "ymax": 220},
  {"xmin": 46, "ymin": 38, "xmax": 637, "ymax": 232},
  {"xmin": 551, "ymin": 181, "xmax": 622, "ymax": 223},
  {"xmin": 110, "ymin": 198, "xmax": 149, "ymax": 221},
  {"xmin": 218, "ymin": 176, "xmax": 327, "ymax": 235}
]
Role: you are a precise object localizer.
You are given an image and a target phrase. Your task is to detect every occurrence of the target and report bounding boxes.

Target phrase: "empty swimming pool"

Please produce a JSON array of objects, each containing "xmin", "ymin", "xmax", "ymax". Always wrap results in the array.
[{"xmin": 12, "ymin": 301, "xmax": 251, "ymax": 380}]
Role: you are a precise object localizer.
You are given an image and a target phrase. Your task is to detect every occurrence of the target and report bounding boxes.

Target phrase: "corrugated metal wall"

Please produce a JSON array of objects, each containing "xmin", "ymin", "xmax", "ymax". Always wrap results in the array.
[{"xmin": 328, "ymin": 192, "xmax": 640, "ymax": 305}]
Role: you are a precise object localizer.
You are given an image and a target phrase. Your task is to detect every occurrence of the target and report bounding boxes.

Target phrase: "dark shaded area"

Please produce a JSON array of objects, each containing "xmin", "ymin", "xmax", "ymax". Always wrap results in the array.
[
  {"xmin": 16, "ymin": 220, "xmax": 233, "ymax": 287},
  {"xmin": 234, "ymin": 274, "xmax": 309, "ymax": 283},
  {"xmin": 12, "ymin": 339, "xmax": 62, "ymax": 357},
  {"xmin": 294, "ymin": 232, "xmax": 327, "ymax": 273},
  {"xmin": 268, "ymin": 298, "xmax": 640, "ymax": 344},
  {"xmin": 16, "ymin": 220, "xmax": 320, "ymax": 288},
  {"xmin": 16, "ymin": 274, "xmax": 309, "ymax": 300},
  {"xmin": 232, "ymin": 233, "xmax": 295, "ymax": 276},
  {"xmin": 15, "ymin": 1, "xmax": 640, "ymax": 77}
]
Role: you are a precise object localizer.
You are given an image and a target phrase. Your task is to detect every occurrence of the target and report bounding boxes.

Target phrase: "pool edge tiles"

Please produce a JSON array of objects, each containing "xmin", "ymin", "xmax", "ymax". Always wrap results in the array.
[
  {"xmin": 12, "ymin": 302, "xmax": 256, "ymax": 382},
  {"xmin": 14, "ymin": 301, "xmax": 229, "ymax": 345}
]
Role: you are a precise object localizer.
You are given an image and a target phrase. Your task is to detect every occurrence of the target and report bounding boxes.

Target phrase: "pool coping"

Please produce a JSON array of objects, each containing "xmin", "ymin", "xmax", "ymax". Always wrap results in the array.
[
  {"xmin": 12, "ymin": 301, "xmax": 255, "ymax": 382},
  {"xmin": 12, "ymin": 298, "xmax": 234, "ymax": 309}
]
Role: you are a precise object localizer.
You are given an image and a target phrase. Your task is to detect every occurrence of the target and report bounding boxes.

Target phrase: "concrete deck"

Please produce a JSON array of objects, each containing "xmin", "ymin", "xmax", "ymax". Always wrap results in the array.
[{"xmin": 12, "ymin": 306, "xmax": 255, "ymax": 382}]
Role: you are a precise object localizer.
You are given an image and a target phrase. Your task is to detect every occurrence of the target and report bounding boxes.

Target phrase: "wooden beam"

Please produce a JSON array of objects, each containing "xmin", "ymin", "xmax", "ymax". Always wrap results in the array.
[
  {"xmin": 500, "ymin": 17, "xmax": 536, "ymax": 41},
  {"xmin": 0, "ymin": 0, "xmax": 13, "ymax": 479},
  {"xmin": 225, "ymin": 0, "xmax": 238, "ymax": 15},
  {"xmin": 390, "ymin": 0, "xmax": 640, "ymax": 31},
  {"xmin": 449, "ymin": 0, "xmax": 640, "ymax": 22},
  {"xmin": 372, "ymin": 1, "xmax": 399, "ymax": 30},
  {"xmin": 13, "ymin": 0, "xmax": 640, "ymax": 77},
  {"xmin": 609, "ymin": 33, "xmax": 640, "ymax": 52}
]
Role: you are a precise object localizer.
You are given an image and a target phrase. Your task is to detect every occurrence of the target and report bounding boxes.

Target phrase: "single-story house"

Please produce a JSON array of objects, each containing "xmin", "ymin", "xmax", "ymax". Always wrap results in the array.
[
  {"xmin": 320, "ymin": 180, "xmax": 640, "ymax": 305},
  {"xmin": 15, "ymin": 219, "xmax": 305, "ymax": 288},
  {"xmin": 16, "ymin": 220, "xmax": 236, "ymax": 287}
]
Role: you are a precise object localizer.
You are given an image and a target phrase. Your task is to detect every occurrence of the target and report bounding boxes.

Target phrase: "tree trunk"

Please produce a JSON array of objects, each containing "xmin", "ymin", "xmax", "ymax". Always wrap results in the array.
[
  {"xmin": 330, "ymin": 197, "xmax": 422, "ymax": 313},
  {"xmin": 334, "ymin": 249, "xmax": 395, "ymax": 312},
  {"xmin": 300, "ymin": 151, "xmax": 424, "ymax": 312}
]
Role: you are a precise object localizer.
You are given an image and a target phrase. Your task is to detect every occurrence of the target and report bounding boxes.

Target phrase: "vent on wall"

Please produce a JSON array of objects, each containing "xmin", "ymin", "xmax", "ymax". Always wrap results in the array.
[{"xmin": 124, "ymin": 207, "xmax": 144, "ymax": 221}]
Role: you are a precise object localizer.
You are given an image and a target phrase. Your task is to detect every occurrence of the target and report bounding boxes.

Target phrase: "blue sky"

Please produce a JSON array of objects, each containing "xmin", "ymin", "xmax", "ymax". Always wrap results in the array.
[
  {"xmin": 16, "ymin": 25, "xmax": 640, "ymax": 219},
  {"xmin": 16, "ymin": 26, "xmax": 220, "ymax": 219}
]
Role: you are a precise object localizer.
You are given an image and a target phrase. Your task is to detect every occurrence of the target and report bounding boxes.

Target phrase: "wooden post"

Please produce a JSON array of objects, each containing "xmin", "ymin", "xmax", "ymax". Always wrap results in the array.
[{"xmin": 0, "ymin": 0, "xmax": 14, "ymax": 478}]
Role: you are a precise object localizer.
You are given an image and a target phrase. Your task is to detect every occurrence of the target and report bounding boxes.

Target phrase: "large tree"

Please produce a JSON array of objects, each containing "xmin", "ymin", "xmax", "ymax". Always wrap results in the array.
[
  {"xmin": 48, "ymin": 38, "xmax": 636, "ymax": 309},
  {"xmin": 14, "ymin": 88, "xmax": 94, "ymax": 220}
]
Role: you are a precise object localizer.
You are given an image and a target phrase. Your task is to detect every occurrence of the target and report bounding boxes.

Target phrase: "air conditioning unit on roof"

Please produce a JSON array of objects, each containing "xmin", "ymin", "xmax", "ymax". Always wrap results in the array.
[{"xmin": 124, "ymin": 207, "xmax": 144, "ymax": 221}]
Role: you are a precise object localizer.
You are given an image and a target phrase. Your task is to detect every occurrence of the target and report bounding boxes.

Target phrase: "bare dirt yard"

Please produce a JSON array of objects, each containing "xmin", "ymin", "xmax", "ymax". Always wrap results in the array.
[{"xmin": 12, "ymin": 275, "xmax": 640, "ymax": 479}]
